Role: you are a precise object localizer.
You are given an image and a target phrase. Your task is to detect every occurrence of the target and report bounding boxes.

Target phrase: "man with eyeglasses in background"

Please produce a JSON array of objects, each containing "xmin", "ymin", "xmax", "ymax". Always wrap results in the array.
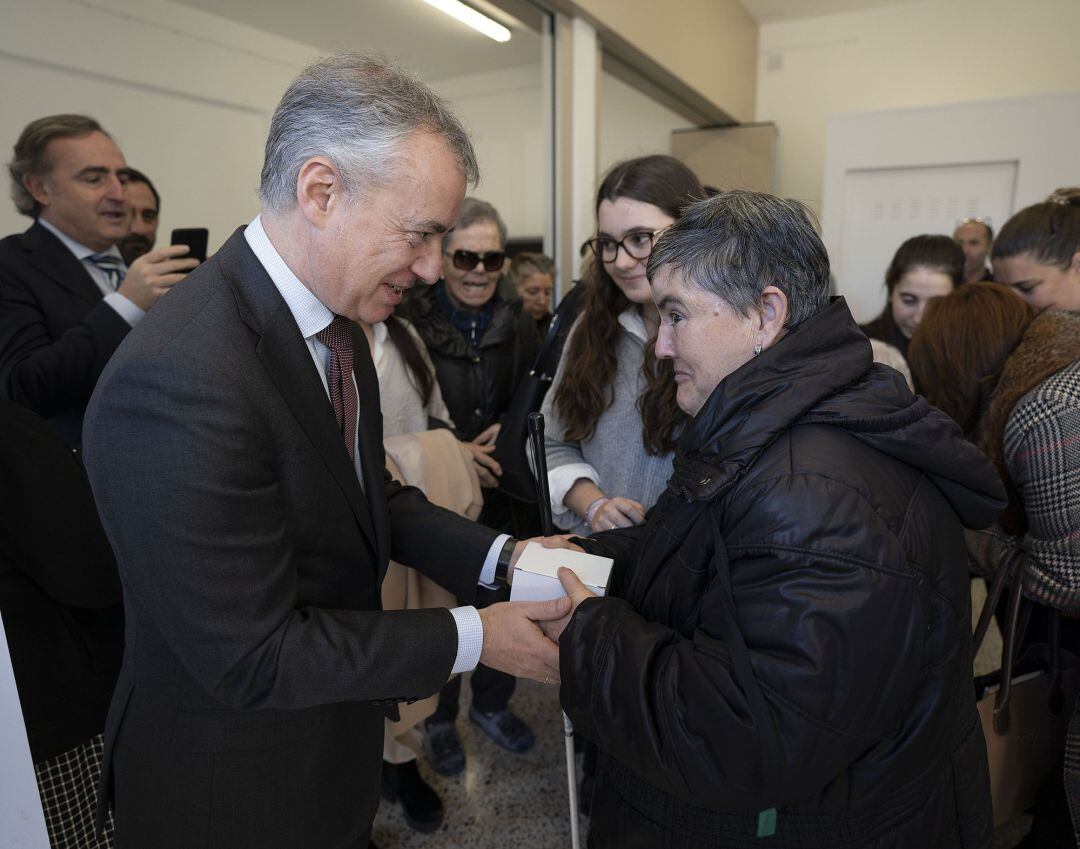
[
  {"xmin": 953, "ymin": 216, "xmax": 995, "ymax": 284},
  {"xmin": 400, "ymin": 196, "xmax": 541, "ymax": 813}
]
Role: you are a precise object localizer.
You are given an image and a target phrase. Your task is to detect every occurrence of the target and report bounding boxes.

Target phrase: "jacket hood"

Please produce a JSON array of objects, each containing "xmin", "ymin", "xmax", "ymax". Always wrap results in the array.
[{"xmin": 671, "ymin": 298, "xmax": 1006, "ymax": 529}]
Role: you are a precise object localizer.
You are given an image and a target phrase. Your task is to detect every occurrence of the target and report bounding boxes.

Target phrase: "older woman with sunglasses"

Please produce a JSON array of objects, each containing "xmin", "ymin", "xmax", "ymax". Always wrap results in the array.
[
  {"xmin": 540, "ymin": 155, "xmax": 706, "ymax": 537},
  {"xmin": 402, "ymin": 197, "xmax": 540, "ymax": 489}
]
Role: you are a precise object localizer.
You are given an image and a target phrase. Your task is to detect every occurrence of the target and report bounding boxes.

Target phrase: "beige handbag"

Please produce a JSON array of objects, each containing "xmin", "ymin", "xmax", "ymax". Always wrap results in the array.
[{"xmin": 973, "ymin": 551, "xmax": 1080, "ymax": 825}]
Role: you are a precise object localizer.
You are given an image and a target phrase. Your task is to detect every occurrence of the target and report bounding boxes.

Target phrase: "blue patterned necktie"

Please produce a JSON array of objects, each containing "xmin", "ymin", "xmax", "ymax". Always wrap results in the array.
[{"xmin": 88, "ymin": 252, "xmax": 127, "ymax": 290}]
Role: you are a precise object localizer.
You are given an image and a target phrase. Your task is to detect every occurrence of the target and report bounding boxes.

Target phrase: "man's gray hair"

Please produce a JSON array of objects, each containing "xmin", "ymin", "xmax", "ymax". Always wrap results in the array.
[
  {"xmin": 647, "ymin": 190, "xmax": 830, "ymax": 327},
  {"xmin": 443, "ymin": 197, "xmax": 507, "ymax": 250},
  {"xmin": 8, "ymin": 114, "xmax": 106, "ymax": 218},
  {"xmin": 259, "ymin": 52, "xmax": 479, "ymax": 211}
]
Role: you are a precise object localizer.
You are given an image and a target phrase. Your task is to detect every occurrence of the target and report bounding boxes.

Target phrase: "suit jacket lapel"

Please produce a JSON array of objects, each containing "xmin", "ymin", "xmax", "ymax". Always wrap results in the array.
[
  {"xmin": 217, "ymin": 230, "xmax": 379, "ymax": 557},
  {"xmin": 350, "ymin": 322, "xmax": 391, "ymax": 579},
  {"xmin": 22, "ymin": 221, "xmax": 104, "ymax": 305}
]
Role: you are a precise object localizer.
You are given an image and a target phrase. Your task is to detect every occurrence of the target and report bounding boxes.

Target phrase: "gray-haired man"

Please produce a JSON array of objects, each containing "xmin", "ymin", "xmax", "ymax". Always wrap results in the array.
[{"xmin": 82, "ymin": 53, "xmax": 568, "ymax": 849}]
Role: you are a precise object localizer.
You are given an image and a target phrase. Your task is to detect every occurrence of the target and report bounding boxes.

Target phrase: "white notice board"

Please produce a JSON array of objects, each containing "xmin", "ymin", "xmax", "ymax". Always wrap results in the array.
[{"xmin": 0, "ymin": 612, "xmax": 50, "ymax": 848}]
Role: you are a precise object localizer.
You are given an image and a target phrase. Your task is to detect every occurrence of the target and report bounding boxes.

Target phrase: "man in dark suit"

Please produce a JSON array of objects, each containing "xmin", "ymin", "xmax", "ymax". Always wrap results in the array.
[
  {"xmin": 82, "ymin": 53, "xmax": 568, "ymax": 849},
  {"xmin": 0, "ymin": 115, "xmax": 197, "ymax": 449}
]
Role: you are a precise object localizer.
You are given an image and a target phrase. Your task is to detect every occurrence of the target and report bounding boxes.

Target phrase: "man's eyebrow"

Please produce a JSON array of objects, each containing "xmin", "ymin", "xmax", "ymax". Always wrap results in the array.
[
  {"xmin": 657, "ymin": 294, "xmax": 687, "ymax": 310},
  {"xmin": 74, "ymin": 166, "xmax": 109, "ymax": 178},
  {"xmin": 411, "ymin": 219, "xmax": 449, "ymax": 234}
]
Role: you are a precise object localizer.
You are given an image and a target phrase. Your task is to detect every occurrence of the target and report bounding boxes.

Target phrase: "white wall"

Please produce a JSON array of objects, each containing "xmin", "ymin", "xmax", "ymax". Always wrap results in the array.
[
  {"xmin": 823, "ymin": 91, "xmax": 1080, "ymax": 321},
  {"xmin": 0, "ymin": 0, "xmax": 550, "ymax": 250},
  {"xmin": 598, "ymin": 71, "xmax": 687, "ymax": 177},
  {"xmin": 756, "ymin": 0, "xmax": 1080, "ymax": 212},
  {"xmin": 0, "ymin": 0, "xmax": 315, "ymax": 252},
  {"xmin": 430, "ymin": 64, "xmax": 548, "ymax": 241}
]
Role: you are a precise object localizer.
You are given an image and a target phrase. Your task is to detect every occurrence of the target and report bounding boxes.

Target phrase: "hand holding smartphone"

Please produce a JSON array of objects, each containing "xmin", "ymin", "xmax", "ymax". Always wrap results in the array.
[{"xmin": 170, "ymin": 228, "xmax": 209, "ymax": 264}]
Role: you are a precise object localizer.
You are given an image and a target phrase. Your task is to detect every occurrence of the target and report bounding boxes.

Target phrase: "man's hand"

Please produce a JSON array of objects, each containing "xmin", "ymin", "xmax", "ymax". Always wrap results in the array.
[
  {"xmin": 118, "ymin": 244, "xmax": 200, "ymax": 311},
  {"xmin": 589, "ymin": 496, "xmax": 646, "ymax": 533},
  {"xmin": 465, "ymin": 440, "xmax": 501, "ymax": 487},
  {"xmin": 505, "ymin": 534, "xmax": 584, "ymax": 584},
  {"xmin": 539, "ymin": 568, "xmax": 597, "ymax": 644},
  {"xmin": 478, "ymin": 596, "xmax": 570, "ymax": 683}
]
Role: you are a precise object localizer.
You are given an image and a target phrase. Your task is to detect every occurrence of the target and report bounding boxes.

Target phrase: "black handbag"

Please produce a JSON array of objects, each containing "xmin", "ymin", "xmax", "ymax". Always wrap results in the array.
[{"xmin": 491, "ymin": 283, "xmax": 584, "ymax": 503}]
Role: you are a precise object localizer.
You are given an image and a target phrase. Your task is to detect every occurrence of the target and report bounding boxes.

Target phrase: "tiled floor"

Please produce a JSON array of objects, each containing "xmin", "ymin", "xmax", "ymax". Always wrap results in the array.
[
  {"xmin": 372, "ymin": 580, "xmax": 1032, "ymax": 848},
  {"xmin": 372, "ymin": 675, "xmax": 583, "ymax": 848}
]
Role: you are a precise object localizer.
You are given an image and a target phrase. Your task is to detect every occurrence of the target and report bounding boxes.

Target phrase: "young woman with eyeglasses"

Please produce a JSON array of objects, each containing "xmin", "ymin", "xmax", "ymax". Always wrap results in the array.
[{"xmin": 540, "ymin": 155, "xmax": 706, "ymax": 538}]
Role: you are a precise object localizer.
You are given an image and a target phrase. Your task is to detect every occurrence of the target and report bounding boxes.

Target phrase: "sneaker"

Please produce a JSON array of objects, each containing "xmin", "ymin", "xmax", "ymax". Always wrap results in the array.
[
  {"xmin": 423, "ymin": 718, "xmax": 465, "ymax": 776},
  {"xmin": 468, "ymin": 706, "xmax": 535, "ymax": 754},
  {"xmin": 381, "ymin": 760, "xmax": 444, "ymax": 833}
]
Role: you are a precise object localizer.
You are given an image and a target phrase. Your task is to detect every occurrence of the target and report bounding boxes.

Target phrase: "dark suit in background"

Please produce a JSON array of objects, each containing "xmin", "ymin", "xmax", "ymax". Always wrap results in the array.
[
  {"xmin": 0, "ymin": 221, "xmax": 130, "ymax": 449},
  {"xmin": 83, "ymin": 230, "xmax": 499, "ymax": 848}
]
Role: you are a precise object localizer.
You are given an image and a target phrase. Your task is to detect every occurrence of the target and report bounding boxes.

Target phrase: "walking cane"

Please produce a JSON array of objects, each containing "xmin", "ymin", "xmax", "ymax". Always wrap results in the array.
[{"xmin": 527, "ymin": 412, "xmax": 581, "ymax": 849}]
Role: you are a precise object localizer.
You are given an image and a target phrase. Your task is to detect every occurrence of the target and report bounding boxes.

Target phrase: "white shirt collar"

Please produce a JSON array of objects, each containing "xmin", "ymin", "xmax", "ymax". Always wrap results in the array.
[
  {"xmin": 37, "ymin": 217, "xmax": 122, "ymax": 262},
  {"xmin": 243, "ymin": 214, "xmax": 333, "ymax": 339}
]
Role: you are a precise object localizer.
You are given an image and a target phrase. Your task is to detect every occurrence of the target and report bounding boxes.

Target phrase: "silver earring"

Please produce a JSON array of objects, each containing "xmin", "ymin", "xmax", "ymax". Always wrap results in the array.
[{"xmin": 753, "ymin": 342, "xmax": 763, "ymax": 356}]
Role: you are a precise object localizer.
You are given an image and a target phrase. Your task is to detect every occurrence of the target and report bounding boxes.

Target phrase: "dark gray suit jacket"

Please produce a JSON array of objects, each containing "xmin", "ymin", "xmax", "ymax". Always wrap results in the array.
[
  {"xmin": 0, "ymin": 221, "xmax": 130, "ymax": 449},
  {"xmin": 83, "ymin": 229, "xmax": 497, "ymax": 848}
]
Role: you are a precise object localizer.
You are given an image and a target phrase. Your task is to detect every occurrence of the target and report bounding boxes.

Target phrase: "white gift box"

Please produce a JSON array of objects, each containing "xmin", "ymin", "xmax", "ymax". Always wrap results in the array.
[{"xmin": 509, "ymin": 542, "xmax": 612, "ymax": 602}]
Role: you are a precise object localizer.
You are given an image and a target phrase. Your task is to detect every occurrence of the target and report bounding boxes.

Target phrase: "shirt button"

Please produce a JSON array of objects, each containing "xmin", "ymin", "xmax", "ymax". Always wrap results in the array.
[
  {"xmin": 474, "ymin": 408, "xmax": 482, "ymax": 416},
  {"xmin": 472, "ymin": 356, "xmax": 481, "ymax": 364}
]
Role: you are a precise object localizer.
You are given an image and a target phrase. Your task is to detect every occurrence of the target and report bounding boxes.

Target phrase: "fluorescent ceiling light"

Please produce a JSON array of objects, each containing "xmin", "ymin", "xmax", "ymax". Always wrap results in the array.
[{"xmin": 420, "ymin": 0, "xmax": 512, "ymax": 43}]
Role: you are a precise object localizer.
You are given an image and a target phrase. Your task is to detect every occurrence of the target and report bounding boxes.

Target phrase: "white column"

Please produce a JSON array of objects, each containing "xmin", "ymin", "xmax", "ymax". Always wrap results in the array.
[{"xmin": 552, "ymin": 14, "xmax": 600, "ymax": 296}]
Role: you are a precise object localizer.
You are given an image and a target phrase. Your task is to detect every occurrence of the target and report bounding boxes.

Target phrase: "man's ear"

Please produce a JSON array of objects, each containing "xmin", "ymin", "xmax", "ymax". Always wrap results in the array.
[
  {"xmin": 23, "ymin": 174, "xmax": 50, "ymax": 210},
  {"xmin": 756, "ymin": 285, "xmax": 789, "ymax": 350},
  {"xmin": 294, "ymin": 157, "xmax": 340, "ymax": 228}
]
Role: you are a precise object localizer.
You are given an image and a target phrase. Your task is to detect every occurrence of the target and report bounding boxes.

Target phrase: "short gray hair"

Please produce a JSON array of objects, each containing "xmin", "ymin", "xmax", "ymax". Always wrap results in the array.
[
  {"xmin": 8, "ymin": 114, "xmax": 106, "ymax": 218},
  {"xmin": 260, "ymin": 52, "xmax": 479, "ymax": 211},
  {"xmin": 647, "ymin": 190, "xmax": 830, "ymax": 327},
  {"xmin": 443, "ymin": 197, "xmax": 507, "ymax": 249},
  {"xmin": 506, "ymin": 252, "xmax": 555, "ymax": 288}
]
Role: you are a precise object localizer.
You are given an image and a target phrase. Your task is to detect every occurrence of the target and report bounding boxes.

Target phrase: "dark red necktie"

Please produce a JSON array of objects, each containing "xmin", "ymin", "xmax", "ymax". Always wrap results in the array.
[{"xmin": 316, "ymin": 316, "xmax": 358, "ymax": 460}]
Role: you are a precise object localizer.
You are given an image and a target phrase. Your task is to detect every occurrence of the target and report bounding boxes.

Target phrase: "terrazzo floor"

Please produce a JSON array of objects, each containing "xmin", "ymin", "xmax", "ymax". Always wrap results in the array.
[
  {"xmin": 370, "ymin": 580, "xmax": 1033, "ymax": 848},
  {"xmin": 372, "ymin": 674, "xmax": 583, "ymax": 848}
]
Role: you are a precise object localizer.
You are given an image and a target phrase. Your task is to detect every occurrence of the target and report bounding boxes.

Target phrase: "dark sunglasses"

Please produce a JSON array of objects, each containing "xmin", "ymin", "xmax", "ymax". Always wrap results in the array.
[{"xmin": 444, "ymin": 249, "xmax": 506, "ymax": 272}]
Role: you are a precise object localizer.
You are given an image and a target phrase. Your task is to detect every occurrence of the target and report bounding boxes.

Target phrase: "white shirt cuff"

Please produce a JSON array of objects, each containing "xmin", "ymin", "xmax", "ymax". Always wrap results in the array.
[
  {"xmin": 449, "ymin": 606, "xmax": 483, "ymax": 675},
  {"xmin": 104, "ymin": 292, "xmax": 146, "ymax": 326},
  {"xmin": 479, "ymin": 533, "xmax": 510, "ymax": 588},
  {"xmin": 548, "ymin": 463, "xmax": 600, "ymax": 517}
]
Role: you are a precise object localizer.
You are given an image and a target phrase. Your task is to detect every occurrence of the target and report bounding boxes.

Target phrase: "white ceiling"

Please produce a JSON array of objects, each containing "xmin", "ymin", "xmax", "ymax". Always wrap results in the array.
[
  {"xmin": 173, "ymin": 0, "xmax": 544, "ymax": 81},
  {"xmin": 741, "ymin": 0, "xmax": 924, "ymax": 23}
]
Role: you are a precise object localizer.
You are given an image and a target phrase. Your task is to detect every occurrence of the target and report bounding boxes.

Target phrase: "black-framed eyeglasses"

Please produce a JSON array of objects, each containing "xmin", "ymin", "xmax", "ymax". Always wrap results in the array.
[
  {"xmin": 584, "ymin": 230, "xmax": 662, "ymax": 264},
  {"xmin": 444, "ymin": 249, "xmax": 506, "ymax": 272}
]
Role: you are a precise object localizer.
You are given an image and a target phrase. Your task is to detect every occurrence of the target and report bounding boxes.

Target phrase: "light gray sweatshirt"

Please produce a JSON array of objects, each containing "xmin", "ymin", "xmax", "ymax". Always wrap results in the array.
[{"xmin": 540, "ymin": 309, "xmax": 674, "ymax": 536}]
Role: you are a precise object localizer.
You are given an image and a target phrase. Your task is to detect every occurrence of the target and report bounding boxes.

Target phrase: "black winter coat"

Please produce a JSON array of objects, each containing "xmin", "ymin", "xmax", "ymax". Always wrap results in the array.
[
  {"xmin": 401, "ymin": 285, "xmax": 540, "ymax": 442},
  {"xmin": 563, "ymin": 299, "xmax": 1004, "ymax": 849}
]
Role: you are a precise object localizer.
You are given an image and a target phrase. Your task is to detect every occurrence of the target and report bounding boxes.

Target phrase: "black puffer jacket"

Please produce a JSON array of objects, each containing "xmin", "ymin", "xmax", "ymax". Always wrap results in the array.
[
  {"xmin": 401, "ymin": 284, "xmax": 539, "ymax": 441},
  {"xmin": 562, "ymin": 299, "xmax": 1004, "ymax": 849}
]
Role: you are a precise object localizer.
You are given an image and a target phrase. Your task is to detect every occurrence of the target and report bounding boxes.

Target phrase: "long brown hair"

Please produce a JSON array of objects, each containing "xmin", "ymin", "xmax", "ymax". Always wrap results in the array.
[
  {"xmin": 908, "ymin": 283, "xmax": 1034, "ymax": 436},
  {"xmin": 553, "ymin": 155, "xmax": 705, "ymax": 454},
  {"xmin": 384, "ymin": 315, "xmax": 435, "ymax": 406}
]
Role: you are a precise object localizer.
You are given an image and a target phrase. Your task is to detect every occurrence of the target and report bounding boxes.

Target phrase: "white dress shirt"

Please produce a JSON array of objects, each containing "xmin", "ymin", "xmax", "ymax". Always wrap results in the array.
[
  {"xmin": 37, "ymin": 218, "xmax": 145, "ymax": 326},
  {"xmin": 244, "ymin": 216, "xmax": 505, "ymax": 675}
]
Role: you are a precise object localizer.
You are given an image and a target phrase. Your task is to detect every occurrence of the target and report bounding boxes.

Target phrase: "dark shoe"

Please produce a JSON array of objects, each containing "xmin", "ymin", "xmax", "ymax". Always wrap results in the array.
[
  {"xmin": 381, "ymin": 760, "xmax": 444, "ymax": 834},
  {"xmin": 423, "ymin": 718, "xmax": 465, "ymax": 776},
  {"xmin": 468, "ymin": 706, "xmax": 535, "ymax": 753}
]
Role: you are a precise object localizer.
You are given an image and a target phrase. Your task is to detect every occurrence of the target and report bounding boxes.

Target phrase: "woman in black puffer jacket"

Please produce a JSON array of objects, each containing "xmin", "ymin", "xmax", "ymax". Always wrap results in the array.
[{"xmin": 551, "ymin": 191, "xmax": 1006, "ymax": 849}]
